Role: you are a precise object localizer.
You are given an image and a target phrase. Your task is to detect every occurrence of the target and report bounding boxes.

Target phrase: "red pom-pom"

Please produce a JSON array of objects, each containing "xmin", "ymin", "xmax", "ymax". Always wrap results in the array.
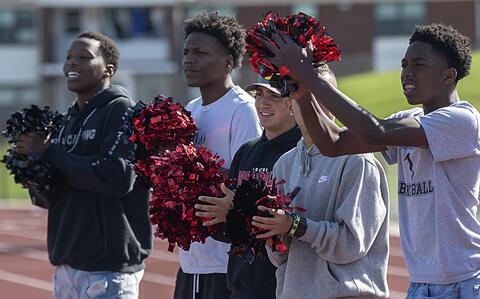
[
  {"xmin": 245, "ymin": 12, "xmax": 341, "ymax": 95},
  {"xmin": 128, "ymin": 95, "xmax": 196, "ymax": 155},
  {"xmin": 148, "ymin": 143, "xmax": 227, "ymax": 251},
  {"xmin": 123, "ymin": 95, "xmax": 197, "ymax": 182}
]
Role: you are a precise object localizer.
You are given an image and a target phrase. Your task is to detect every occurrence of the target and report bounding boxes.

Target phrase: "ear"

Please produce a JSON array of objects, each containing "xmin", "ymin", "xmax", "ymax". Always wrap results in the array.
[
  {"xmin": 225, "ymin": 55, "xmax": 234, "ymax": 70},
  {"xmin": 444, "ymin": 67, "xmax": 457, "ymax": 84},
  {"xmin": 285, "ymin": 98, "xmax": 293, "ymax": 110},
  {"xmin": 105, "ymin": 64, "xmax": 115, "ymax": 78}
]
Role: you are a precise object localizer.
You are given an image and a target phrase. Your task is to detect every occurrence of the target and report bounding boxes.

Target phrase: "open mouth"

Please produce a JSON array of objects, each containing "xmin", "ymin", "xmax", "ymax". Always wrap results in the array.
[
  {"xmin": 66, "ymin": 71, "xmax": 80, "ymax": 80},
  {"xmin": 260, "ymin": 112, "xmax": 274, "ymax": 117},
  {"xmin": 403, "ymin": 83, "xmax": 415, "ymax": 91}
]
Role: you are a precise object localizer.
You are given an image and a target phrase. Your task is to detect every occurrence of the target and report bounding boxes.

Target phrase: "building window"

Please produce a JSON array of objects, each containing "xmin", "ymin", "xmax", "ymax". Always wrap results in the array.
[
  {"xmin": 65, "ymin": 10, "xmax": 82, "ymax": 34},
  {"xmin": 102, "ymin": 7, "xmax": 169, "ymax": 40},
  {"xmin": 0, "ymin": 86, "xmax": 38, "ymax": 106},
  {"xmin": 185, "ymin": 5, "xmax": 235, "ymax": 19},
  {"xmin": 374, "ymin": 2, "xmax": 426, "ymax": 36},
  {"xmin": 291, "ymin": 4, "xmax": 317, "ymax": 17},
  {"xmin": 0, "ymin": 9, "xmax": 35, "ymax": 45}
]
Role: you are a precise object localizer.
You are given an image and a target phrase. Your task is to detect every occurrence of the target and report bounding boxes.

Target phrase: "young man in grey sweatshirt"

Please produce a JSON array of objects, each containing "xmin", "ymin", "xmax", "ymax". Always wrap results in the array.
[{"xmin": 252, "ymin": 65, "xmax": 390, "ymax": 299}]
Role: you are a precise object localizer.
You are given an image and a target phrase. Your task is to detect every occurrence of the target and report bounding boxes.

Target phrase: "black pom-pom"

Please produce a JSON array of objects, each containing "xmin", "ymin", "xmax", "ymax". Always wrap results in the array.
[
  {"xmin": 226, "ymin": 177, "xmax": 302, "ymax": 263},
  {"xmin": 1, "ymin": 105, "xmax": 64, "ymax": 192}
]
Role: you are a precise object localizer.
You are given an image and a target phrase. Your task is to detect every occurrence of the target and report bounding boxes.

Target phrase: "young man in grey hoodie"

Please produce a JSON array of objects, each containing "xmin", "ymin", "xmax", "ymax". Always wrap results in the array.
[{"xmin": 252, "ymin": 65, "xmax": 390, "ymax": 299}]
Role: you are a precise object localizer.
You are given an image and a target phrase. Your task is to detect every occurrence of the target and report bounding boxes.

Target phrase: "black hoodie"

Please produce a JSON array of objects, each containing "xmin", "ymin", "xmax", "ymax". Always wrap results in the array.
[
  {"xmin": 29, "ymin": 85, "xmax": 152, "ymax": 273},
  {"xmin": 227, "ymin": 126, "xmax": 302, "ymax": 298}
]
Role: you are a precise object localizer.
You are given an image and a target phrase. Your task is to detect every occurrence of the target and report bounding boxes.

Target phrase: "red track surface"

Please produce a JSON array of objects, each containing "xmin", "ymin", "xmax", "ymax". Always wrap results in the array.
[{"xmin": 0, "ymin": 208, "xmax": 409, "ymax": 299}]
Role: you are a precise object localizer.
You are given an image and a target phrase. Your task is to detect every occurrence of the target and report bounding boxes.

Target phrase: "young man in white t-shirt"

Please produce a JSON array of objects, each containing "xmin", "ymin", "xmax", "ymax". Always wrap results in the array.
[
  {"xmin": 261, "ymin": 23, "xmax": 480, "ymax": 297},
  {"xmin": 175, "ymin": 11, "xmax": 262, "ymax": 299}
]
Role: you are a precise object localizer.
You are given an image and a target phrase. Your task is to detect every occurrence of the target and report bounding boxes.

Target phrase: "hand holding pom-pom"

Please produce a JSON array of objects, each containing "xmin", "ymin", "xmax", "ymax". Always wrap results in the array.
[
  {"xmin": 226, "ymin": 177, "xmax": 303, "ymax": 263},
  {"xmin": 246, "ymin": 12, "xmax": 341, "ymax": 96}
]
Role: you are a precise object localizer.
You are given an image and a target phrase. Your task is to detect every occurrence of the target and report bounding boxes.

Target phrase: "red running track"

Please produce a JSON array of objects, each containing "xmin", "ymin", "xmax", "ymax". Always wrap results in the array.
[{"xmin": 0, "ymin": 208, "xmax": 409, "ymax": 299}]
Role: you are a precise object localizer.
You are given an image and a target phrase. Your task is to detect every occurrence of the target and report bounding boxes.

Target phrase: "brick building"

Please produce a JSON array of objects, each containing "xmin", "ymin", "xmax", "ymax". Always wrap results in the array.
[{"xmin": 0, "ymin": 0, "xmax": 478, "ymax": 120}]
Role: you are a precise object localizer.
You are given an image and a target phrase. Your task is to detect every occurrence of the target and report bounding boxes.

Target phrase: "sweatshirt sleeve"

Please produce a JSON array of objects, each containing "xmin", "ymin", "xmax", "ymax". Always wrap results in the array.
[
  {"xmin": 266, "ymin": 235, "xmax": 291, "ymax": 267},
  {"xmin": 298, "ymin": 156, "xmax": 388, "ymax": 264},
  {"xmin": 41, "ymin": 99, "xmax": 135, "ymax": 198},
  {"xmin": 265, "ymin": 159, "xmax": 291, "ymax": 267},
  {"xmin": 28, "ymin": 187, "xmax": 56, "ymax": 208}
]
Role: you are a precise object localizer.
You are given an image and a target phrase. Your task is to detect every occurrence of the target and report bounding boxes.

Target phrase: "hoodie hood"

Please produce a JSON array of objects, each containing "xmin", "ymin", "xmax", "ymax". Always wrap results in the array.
[
  {"xmin": 296, "ymin": 138, "xmax": 321, "ymax": 177},
  {"xmin": 68, "ymin": 85, "xmax": 131, "ymax": 117}
]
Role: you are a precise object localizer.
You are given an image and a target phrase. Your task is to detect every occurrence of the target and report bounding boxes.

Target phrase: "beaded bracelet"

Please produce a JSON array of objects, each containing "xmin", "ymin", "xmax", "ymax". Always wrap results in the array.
[{"xmin": 287, "ymin": 213, "xmax": 301, "ymax": 237}]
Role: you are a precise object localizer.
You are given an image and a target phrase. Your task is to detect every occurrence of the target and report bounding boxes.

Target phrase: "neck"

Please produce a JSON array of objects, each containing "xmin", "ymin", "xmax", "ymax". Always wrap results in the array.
[
  {"xmin": 423, "ymin": 87, "xmax": 460, "ymax": 114},
  {"xmin": 303, "ymin": 134, "xmax": 313, "ymax": 149},
  {"xmin": 199, "ymin": 76, "xmax": 235, "ymax": 106},
  {"xmin": 76, "ymin": 81, "xmax": 110, "ymax": 109},
  {"xmin": 265, "ymin": 122, "xmax": 296, "ymax": 140}
]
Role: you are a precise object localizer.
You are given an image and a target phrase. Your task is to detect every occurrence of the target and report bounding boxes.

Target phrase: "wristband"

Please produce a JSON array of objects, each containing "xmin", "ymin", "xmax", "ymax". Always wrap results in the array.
[
  {"xmin": 287, "ymin": 213, "xmax": 301, "ymax": 237},
  {"xmin": 293, "ymin": 216, "xmax": 307, "ymax": 238}
]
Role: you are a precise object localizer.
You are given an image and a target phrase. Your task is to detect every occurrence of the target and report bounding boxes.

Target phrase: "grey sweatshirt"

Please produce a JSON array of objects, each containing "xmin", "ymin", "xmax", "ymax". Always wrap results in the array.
[{"xmin": 267, "ymin": 139, "xmax": 389, "ymax": 299}]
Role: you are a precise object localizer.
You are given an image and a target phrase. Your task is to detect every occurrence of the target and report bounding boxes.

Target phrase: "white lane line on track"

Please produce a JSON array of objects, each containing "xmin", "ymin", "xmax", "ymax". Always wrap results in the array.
[
  {"xmin": 148, "ymin": 250, "xmax": 178, "ymax": 262},
  {"xmin": 389, "ymin": 246, "xmax": 404, "ymax": 258},
  {"xmin": 0, "ymin": 230, "xmax": 46, "ymax": 241},
  {"xmin": 389, "ymin": 290, "xmax": 407, "ymax": 299},
  {"xmin": 0, "ymin": 241, "xmax": 50, "ymax": 261},
  {"xmin": 388, "ymin": 265, "xmax": 409, "ymax": 277},
  {"xmin": 0, "ymin": 269, "xmax": 53, "ymax": 292},
  {"xmin": 143, "ymin": 272, "xmax": 176, "ymax": 286},
  {"xmin": 0, "ymin": 242, "xmax": 177, "ymax": 287}
]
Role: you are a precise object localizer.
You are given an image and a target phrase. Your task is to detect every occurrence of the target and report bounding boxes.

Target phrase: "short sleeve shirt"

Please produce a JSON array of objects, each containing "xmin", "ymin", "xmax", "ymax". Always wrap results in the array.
[{"xmin": 382, "ymin": 101, "xmax": 480, "ymax": 284}]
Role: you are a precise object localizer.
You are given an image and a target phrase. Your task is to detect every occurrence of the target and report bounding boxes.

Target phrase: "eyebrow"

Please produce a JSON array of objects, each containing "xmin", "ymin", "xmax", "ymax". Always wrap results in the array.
[
  {"xmin": 403, "ymin": 57, "xmax": 429, "ymax": 63},
  {"xmin": 184, "ymin": 46, "xmax": 208, "ymax": 51}
]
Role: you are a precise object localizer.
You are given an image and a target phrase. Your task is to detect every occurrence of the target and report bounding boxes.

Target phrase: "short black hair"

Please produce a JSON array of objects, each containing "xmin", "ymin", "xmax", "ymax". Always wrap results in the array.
[
  {"xmin": 184, "ymin": 11, "xmax": 246, "ymax": 69},
  {"xmin": 409, "ymin": 23, "xmax": 471, "ymax": 81},
  {"xmin": 78, "ymin": 31, "xmax": 120, "ymax": 74}
]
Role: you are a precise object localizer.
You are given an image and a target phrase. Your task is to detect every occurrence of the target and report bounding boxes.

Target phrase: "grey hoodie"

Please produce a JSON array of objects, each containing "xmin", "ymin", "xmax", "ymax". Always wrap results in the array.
[{"xmin": 267, "ymin": 138, "xmax": 389, "ymax": 299}]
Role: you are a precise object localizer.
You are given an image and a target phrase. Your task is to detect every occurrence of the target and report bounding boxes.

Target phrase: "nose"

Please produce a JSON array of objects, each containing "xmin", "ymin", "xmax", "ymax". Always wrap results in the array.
[
  {"xmin": 402, "ymin": 65, "xmax": 414, "ymax": 80},
  {"xmin": 257, "ymin": 96, "xmax": 272, "ymax": 107},
  {"xmin": 183, "ymin": 53, "xmax": 195, "ymax": 65},
  {"xmin": 65, "ymin": 57, "xmax": 78, "ymax": 67}
]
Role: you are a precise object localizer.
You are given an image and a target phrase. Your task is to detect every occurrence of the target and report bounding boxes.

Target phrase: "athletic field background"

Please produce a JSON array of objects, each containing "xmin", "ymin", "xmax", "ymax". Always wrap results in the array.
[{"xmin": 1, "ymin": 50, "xmax": 479, "ymax": 204}]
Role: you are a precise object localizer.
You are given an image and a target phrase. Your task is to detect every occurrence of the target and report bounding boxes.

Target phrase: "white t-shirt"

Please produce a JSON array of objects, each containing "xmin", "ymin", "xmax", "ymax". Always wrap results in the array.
[
  {"xmin": 382, "ymin": 101, "xmax": 480, "ymax": 284},
  {"xmin": 180, "ymin": 85, "xmax": 262, "ymax": 274}
]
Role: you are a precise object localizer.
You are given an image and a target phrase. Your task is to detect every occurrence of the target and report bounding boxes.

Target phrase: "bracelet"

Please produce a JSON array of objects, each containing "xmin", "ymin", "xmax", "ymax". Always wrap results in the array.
[
  {"xmin": 287, "ymin": 213, "xmax": 301, "ymax": 237},
  {"xmin": 293, "ymin": 216, "xmax": 307, "ymax": 238}
]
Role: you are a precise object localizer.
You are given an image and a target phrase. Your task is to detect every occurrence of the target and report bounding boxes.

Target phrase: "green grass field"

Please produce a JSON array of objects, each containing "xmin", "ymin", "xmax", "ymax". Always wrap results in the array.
[
  {"xmin": 1, "ymin": 51, "xmax": 479, "ymax": 202},
  {"xmin": 0, "ymin": 143, "xmax": 29, "ymax": 200}
]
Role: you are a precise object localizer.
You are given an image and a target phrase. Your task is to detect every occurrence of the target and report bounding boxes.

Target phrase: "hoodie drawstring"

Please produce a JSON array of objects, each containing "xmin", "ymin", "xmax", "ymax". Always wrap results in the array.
[
  {"xmin": 192, "ymin": 273, "xmax": 199, "ymax": 299},
  {"xmin": 300, "ymin": 148, "xmax": 311, "ymax": 177}
]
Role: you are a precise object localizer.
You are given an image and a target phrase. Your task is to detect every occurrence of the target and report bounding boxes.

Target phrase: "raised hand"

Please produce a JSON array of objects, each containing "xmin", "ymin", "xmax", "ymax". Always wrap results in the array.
[{"xmin": 258, "ymin": 31, "xmax": 316, "ymax": 83}]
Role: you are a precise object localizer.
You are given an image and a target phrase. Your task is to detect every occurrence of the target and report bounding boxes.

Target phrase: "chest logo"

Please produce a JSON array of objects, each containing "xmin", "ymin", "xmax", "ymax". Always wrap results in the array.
[
  {"xmin": 318, "ymin": 175, "xmax": 328, "ymax": 183},
  {"xmin": 404, "ymin": 153, "xmax": 415, "ymax": 179}
]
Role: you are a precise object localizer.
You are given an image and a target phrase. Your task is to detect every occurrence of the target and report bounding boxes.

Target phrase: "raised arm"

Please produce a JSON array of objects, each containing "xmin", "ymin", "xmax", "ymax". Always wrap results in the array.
[
  {"xmin": 295, "ymin": 89, "xmax": 386, "ymax": 156},
  {"xmin": 261, "ymin": 33, "xmax": 428, "ymax": 153}
]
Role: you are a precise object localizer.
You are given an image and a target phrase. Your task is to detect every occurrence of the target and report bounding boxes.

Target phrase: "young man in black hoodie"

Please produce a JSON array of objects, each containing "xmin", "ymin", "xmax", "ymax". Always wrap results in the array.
[
  {"xmin": 195, "ymin": 76, "xmax": 301, "ymax": 299},
  {"xmin": 13, "ymin": 31, "xmax": 152, "ymax": 298}
]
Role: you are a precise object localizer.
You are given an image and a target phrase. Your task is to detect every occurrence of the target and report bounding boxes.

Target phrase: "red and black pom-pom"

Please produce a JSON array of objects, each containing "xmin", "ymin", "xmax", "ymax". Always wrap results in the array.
[
  {"xmin": 121, "ymin": 95, "xmax": 196, "ymax": 182},
  {"xmin": 148, "ymin": 143, "xmax": 228, "ymax": 252},
  {"xmin": 246, "ymin": 12, "xmax": 341, "ymax": 96},
  {"xmin": 226, "ymin": 177, "xmax": 303, "ymax": 263}
]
